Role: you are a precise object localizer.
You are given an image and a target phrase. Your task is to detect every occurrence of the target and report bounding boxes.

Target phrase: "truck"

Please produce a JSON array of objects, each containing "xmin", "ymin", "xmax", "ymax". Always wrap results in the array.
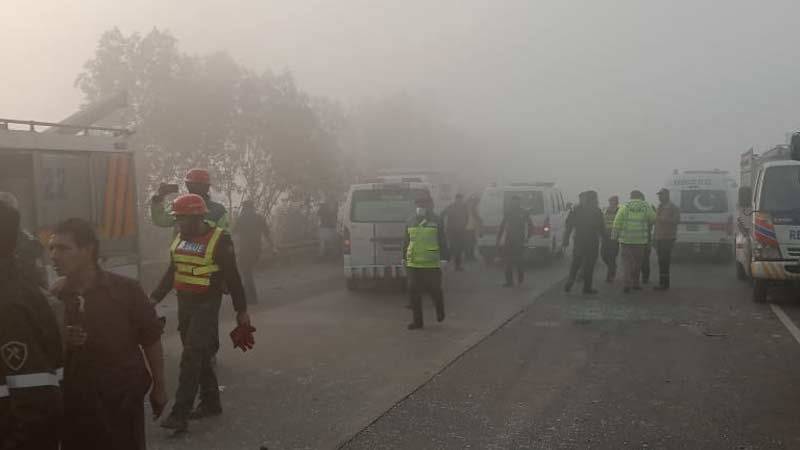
[
  {"xmin": 664, "ymin": 170, "xmax": 737, "ymax": 260},
  {"xmin": 736, "ymin": 134, "xmax": 800, "ymax": 302},
  {"xmin": 0, "ymin": 116, "xmax": 139, "ymax": 282}
]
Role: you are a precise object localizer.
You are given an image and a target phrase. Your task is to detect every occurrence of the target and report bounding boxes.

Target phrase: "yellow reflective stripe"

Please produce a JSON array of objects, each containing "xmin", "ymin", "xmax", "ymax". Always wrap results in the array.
[
  {"xmin": 192, "ymin": 264, "xmax": 219, "ymax": 276},
  {"xmin": 175, "ymin": 263, "xmax": 194, "ymax": 273},
  {"xmin": 203, "ymin": 227, "xmax": 224, "ymax": 265},
  {"xmin": 170, "ymin": 234, "xmax": 181, "ymax": 253},
  {"xmin": 175, "ymin": 273, "xmax": 211, "ymax": 286},
  {"xmin": 173, "ymin": 254, "xmax": 207, "ymax": 265}
]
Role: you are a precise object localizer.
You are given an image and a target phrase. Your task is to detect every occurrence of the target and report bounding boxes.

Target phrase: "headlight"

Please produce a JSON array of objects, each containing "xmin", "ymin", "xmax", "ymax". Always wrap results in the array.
[{"xmin": 753, "ymin": 244, "xmax": 782, "ymax": 260}]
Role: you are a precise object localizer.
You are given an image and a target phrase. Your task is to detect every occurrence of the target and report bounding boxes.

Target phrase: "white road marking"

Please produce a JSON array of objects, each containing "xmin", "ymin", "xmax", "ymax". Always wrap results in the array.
[{"xmin": 770, "ymin": 304, "xmax": 800, "ymax": 346}]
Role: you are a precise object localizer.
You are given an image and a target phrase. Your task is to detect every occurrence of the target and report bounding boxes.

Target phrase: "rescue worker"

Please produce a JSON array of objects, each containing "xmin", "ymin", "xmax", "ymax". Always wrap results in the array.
[
  {"xmin": 653, "ymin": 188, "xmax": 681, "ymax": 290},
  {"xmin": 563, "ymin": 191, "xmax": 606, "ymax": 294},
  {"xmin": 464, "ymin": 195, "xmax": 482, "ymax": 261},
  {"xmin": 601, "ymin": 195, "xmax": 621, "ymax": 282},
  {"xmin": 0, "ymin": 201, "xmax": 63, "ymax": 450},
  {"xmin": 49, "ymin": 218, "xmax": 167, "ymax": 450},
  {"xmin": 497, "ymin": 195, "xmax": 534, "ymax": 287},
  {"xmin": 443, "ymin": 193, "xmax": 469, "ymax": 271},
  {"xmin": 232, "ymin": 200, "xmax": 275, "ymax": 305},
  {"xmin": 150, "ymin": 194, "xmax": 251, "ymax": 432},
  {"xmin": 0, "ymin": 191, "xmax": 46, "ymax": 287},
  {"xmin": 151, "ymin": 168, "xmax": 230, "ymax": 231},
  {"xmin": 403, "ymin": 193, "xmax": 449, "ymax": 330},
  {"xmin": 317, "ymin": 200, "xmax": 338, "ymax": 258},
  {"xmin": 613, "ymin": 190, "xmax": 656, "ymax": 294}
]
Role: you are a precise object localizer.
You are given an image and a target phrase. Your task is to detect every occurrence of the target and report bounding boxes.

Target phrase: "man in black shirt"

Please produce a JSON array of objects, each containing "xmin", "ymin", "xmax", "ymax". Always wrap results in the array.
[
  {"xmin": 497, "ymin": 195, "xmax": 535, "ymax": 287},
  {"xmin": 563, "ymin": 191, "xmax": 607, "ymax": 294},
  {"xmin": 233, "ymin": 200, "xmax": 275, "ymax": 305}
]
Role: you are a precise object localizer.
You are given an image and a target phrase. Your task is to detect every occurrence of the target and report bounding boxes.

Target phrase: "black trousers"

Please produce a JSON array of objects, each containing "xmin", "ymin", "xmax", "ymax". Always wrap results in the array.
[
  {"xmin": 173, "ymin": 294, "xmax": 222, "ymax": 418},
  {"xmin": 407, "ymin": 268, "xmax": 444, "ymax": 326},
  {"xmin": 503, "ymin": 244, "xmax": 525, "ymax": 285},
  {"xmin": 601, "ymin": 237, "xmax": 619, "ymax": 280},
  {"xmin": 655, "ymin": 239, "xmax": 676, "ymax": 287},
  {"xmin": 448, "ymin": 229, "xmax": 465, "ymax": 269},
  {"xmin": 568, "ymin": 241, "xmax": 599, "ymax": 292},
  {"xmin": 238, "ymin": 250, "xmax": 260, "ymax": 305},
  {"xmin": 641, "ymin": 244, "xmax": 652, "ymax": 283}
]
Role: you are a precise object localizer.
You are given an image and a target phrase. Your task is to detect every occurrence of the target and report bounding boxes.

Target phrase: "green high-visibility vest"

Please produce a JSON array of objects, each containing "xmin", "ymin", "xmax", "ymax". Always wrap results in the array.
[{"xmin": 406, "ymin": 220, "xmax": 441, "ymax": 269}]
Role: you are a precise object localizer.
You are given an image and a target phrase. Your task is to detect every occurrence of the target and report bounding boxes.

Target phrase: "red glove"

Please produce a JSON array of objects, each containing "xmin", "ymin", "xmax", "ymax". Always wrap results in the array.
[{"xmin": 230, "ymin": 324, "xmax": 256, "ymax": 352}]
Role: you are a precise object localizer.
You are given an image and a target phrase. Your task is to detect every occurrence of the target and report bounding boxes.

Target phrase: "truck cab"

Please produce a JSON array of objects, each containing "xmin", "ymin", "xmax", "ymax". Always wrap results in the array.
[
  {"xmin": 736, "ymin": 140, "xmax": 800, "ymax": 302},
  {"xmin": 0, "ymin": 119, "xmax": 139, "ymax": 282}
]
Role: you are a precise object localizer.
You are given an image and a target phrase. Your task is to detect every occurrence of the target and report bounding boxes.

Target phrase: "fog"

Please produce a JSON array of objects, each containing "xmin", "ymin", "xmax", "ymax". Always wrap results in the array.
[{"xmin": 4, "ymin": 0, "xmax": 800, "ymax": 200}]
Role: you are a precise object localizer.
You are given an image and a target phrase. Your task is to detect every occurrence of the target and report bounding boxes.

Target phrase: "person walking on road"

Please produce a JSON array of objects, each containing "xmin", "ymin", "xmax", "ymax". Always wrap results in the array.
[
  {"xmin": 0, "ymin": 201, "xmax": 63, "ymax": 450},
  {"xmin": 150, "ymin": 194, "xmax": 252, "ymax": 432},
  {"xmin": 464, "ymin": 195, "xmax": 482, "ymax": 261},
  {"xmin": 443, "ymin": 193, "xmax": 469, "ymax": 271},
  {"xmin": 403, "ymin": 193, "xmax": 449, "ymax": 330},
  {"xmin": 653, "ymin": 188, "xmax": 681, "ymax": 291},
  {"xmin": 497, "ymin": 195, "xmax": 534, "ymax": 287},
  {"xmin": 317, "ymin": 200, "xmax": 339, "ymax": 259},
  {"xmin": 49, "ymin": 218, "xmax": 167, "ymax": 450},
  {"xmin": 151, "ymin": 168, "xmax": 230, "ymax": 231},
  {"xmin": 233, "ymin": 200, "xmax": 275, "ymax": 305},
  {"xmin": 601, "ymin": 195, "xmax": 621, "ymax": 282},
  {"xmin": 613, "ymin": 190, "xmax": 656, "ymax": 294},
  {"xmin": 563, "ymin": 191, "xmax": 606, "ymax": 294}
]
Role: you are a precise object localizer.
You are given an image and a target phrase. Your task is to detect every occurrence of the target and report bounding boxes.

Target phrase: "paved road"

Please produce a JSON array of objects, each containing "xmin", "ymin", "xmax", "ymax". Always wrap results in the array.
[
  {"xmin": 146, "ymin": 257, "xmax": 568, "ymax": 449},
  {"xmin": 344, "ymin": 262, "xmax": 800, "ymax": 449}
]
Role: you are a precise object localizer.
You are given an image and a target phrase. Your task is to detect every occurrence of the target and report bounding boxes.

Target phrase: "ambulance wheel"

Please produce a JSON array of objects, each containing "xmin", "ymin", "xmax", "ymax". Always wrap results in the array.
[
  {"xmin": 346, "ymin": 278, "xmax": 358, "ymax": 291},
  {"xmin": 752, "ymin": 279, "xmax": 767, "ymax": 303},
  {"xmin": 736, "ymin": 262, "xmax": 747, "ymax": 281}
]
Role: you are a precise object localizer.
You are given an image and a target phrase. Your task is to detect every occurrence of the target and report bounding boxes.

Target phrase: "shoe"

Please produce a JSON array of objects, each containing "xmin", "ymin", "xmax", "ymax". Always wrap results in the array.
[
  {"xmin": 564, "ymin": 281, "xmax": 573, "ymax": 293},
  {"xmin": 161, "ymin": 414, "xmax": 189, "ymax": 432},
  {"xmin": 642, "ymin": 279, "xmax": 650, "ymax": 285},
  {"xmin": 189, "ymin": 403, "xmax": 222, "ymax": 420},
  {"xmin": 632, "ymin": 286, "xmax": 642, "ymax": 291},
  {"xmin": 436, "ymin": 312, "xmax": 445, "ymax": 322},
  {"xmin": 654, "ymin": 285, "xmax": 668, "ymax": 291},
  {"xmin": 623, "ymin": 287, "xmax": 631, "ymax": 294},
  {"xmin": 582, "ymin": 289, "xmax": 598, "ymax": 295},
  {"xmin": 407, "ymin": 323, "xmax": 423, "ymax": 330}
]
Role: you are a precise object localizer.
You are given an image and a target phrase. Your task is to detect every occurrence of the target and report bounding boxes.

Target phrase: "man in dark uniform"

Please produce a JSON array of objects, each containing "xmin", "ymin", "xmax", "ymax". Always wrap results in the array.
[
  {"xmin": 232, "ymin": 200, "xmax": 275, "ymax": 305},
  {"xmin": 49, "ymin": 218, "xmax": 166, "ymax": 450},
  {"xmin": 403, "ymin": 194, "xmax": 449, "ymax": 330},
  {"xmin": 0, "ymin": 201, "xmax": 63, "ymax": 450},
  {"xmin": 497, "ymin": 195, "xmax": 535, "ymax": 287},
  {"xmin": 443, "ymin": 194, "xmax": 469, "ymax": 271},
  {"xmin": 0, "ymin": 192, "xmax": 46, "ymax": 287},
  {"xmin": 563, "ymin": 191, "xmax": 607, "ymax": 294},
  {"xmin": 151, "ymin": 194, "xmax": 251, "ymax": 432},
  {"xmin": 151, "ymin": 168, "xmax": 230, "ymax": 231}
]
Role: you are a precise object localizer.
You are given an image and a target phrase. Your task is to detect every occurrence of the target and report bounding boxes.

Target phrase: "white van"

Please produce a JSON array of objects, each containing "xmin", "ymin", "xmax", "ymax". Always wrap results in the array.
[
  {"xmin": 376, "ymin": 170, "xmax": 456, "ymax": 214},
  {"xmin": 665, "ymin": 170, "xmax": 737, "ymax": 258},
  {"xmin": 341, "ymin": 182, "xmax": 432, "ymax": 290},
  {"xmin": 476, "ymin": 182, "xmax": 567, "ymax": 262}
]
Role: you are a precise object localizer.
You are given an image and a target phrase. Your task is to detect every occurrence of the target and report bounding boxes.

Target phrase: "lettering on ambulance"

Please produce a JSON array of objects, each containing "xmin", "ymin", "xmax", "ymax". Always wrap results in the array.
[{"xmin": 789, "ymin": 230, "xmax": 800, "ymax": 240}]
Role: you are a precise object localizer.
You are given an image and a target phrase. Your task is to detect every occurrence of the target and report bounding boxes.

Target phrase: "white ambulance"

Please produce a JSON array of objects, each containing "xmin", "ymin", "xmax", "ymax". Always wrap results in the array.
[
  {"xmin": 341, "ymin": 181, "xmax": 432, "ymax": 290},
  {"xmin": 664, "ymin": 170, "xmax": 737, "ymax": 259},
  {"xmin": 476, "ymin": 182, "xmax": 568, "ymax": 262}
]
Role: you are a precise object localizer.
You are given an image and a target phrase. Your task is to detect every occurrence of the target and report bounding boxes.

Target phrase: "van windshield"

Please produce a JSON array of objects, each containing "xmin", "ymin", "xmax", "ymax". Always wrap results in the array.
[
  {"xmin": 680, "ymin": 190, "xmax": 728, "ymax": 214},
  {"xmin": 759, "ymin": 166, "xmax": 800, "ymax": 212},
  {"xmin": 351, "ymin": 189, "xmax": 425, "ymax": 223}
]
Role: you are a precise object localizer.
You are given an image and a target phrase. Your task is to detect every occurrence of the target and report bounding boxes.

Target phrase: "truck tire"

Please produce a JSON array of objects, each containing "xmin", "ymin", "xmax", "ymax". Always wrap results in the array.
[
  {"xmin": 346, "ymin": 278, "xmax": 358, "ymax": 291},
  {"xmin": 752, "ymin": 279, "xmax": 767, "ymax": 303},
  {"xmin": 736, "ymin": 262, "xmax": 747, "ymax": 281}
]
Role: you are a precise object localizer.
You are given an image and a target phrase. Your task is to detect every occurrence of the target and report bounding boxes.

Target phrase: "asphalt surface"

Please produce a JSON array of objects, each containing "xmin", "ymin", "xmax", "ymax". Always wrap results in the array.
[
  {"xmin": 344, "ymin": 261, "xmax": 800, "ymax": 450},
  {"xmin": 146, "ymin": 257, "xmax": 569, "ymax": 449}
]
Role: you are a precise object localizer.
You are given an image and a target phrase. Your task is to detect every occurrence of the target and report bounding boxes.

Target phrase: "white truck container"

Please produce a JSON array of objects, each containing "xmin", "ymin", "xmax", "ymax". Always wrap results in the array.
[
  {"xmin": 664, "ymin": 170, "xmax": 737, "ymax": 259},
  {"xmin": 736, "ymin": 138, "xmax": 800, "ymax": 302},
  {"xmin": 0, "ymin": 118, "xmax": 139, "ymax": 282},
  {"xmin": 340, "ymin": 181, "xmax": 431, "ymax": 290}
]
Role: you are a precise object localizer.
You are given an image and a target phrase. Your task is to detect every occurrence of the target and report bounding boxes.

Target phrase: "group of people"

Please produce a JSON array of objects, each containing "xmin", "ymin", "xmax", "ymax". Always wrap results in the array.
[
  {"xmin": 563, "ymin": 188, "xmax": 681, "ymax": 294},
  {"xmin": 1, "ymin": 168, "xmax": 256, "ymax": 449}
]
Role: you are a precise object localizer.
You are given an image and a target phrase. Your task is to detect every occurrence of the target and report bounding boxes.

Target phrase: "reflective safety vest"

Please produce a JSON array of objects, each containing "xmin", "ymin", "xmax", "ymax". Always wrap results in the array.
[
  {"xmin": 170, "ymin": 227, "xmax": 224, "ymax": 293},
  {"xmin": 406, "ymin": 220, "xmax": 442, "ymax": 269}
]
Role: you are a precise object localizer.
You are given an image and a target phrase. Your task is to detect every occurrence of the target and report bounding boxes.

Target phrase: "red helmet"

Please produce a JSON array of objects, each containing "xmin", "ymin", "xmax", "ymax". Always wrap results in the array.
[
  {"xmin": 171, "ymin": 194, "xmax": 208, "ymax": 216},
  {"xmin": 184, "ymin": 168, "xmax": 211, "ymax": 185}
]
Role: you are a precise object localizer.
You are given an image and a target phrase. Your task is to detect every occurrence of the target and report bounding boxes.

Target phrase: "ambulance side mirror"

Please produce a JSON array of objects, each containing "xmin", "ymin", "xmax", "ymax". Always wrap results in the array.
[{"xmin": 738, "ymin": 186, "xmax": 752, "ymax": 208}]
